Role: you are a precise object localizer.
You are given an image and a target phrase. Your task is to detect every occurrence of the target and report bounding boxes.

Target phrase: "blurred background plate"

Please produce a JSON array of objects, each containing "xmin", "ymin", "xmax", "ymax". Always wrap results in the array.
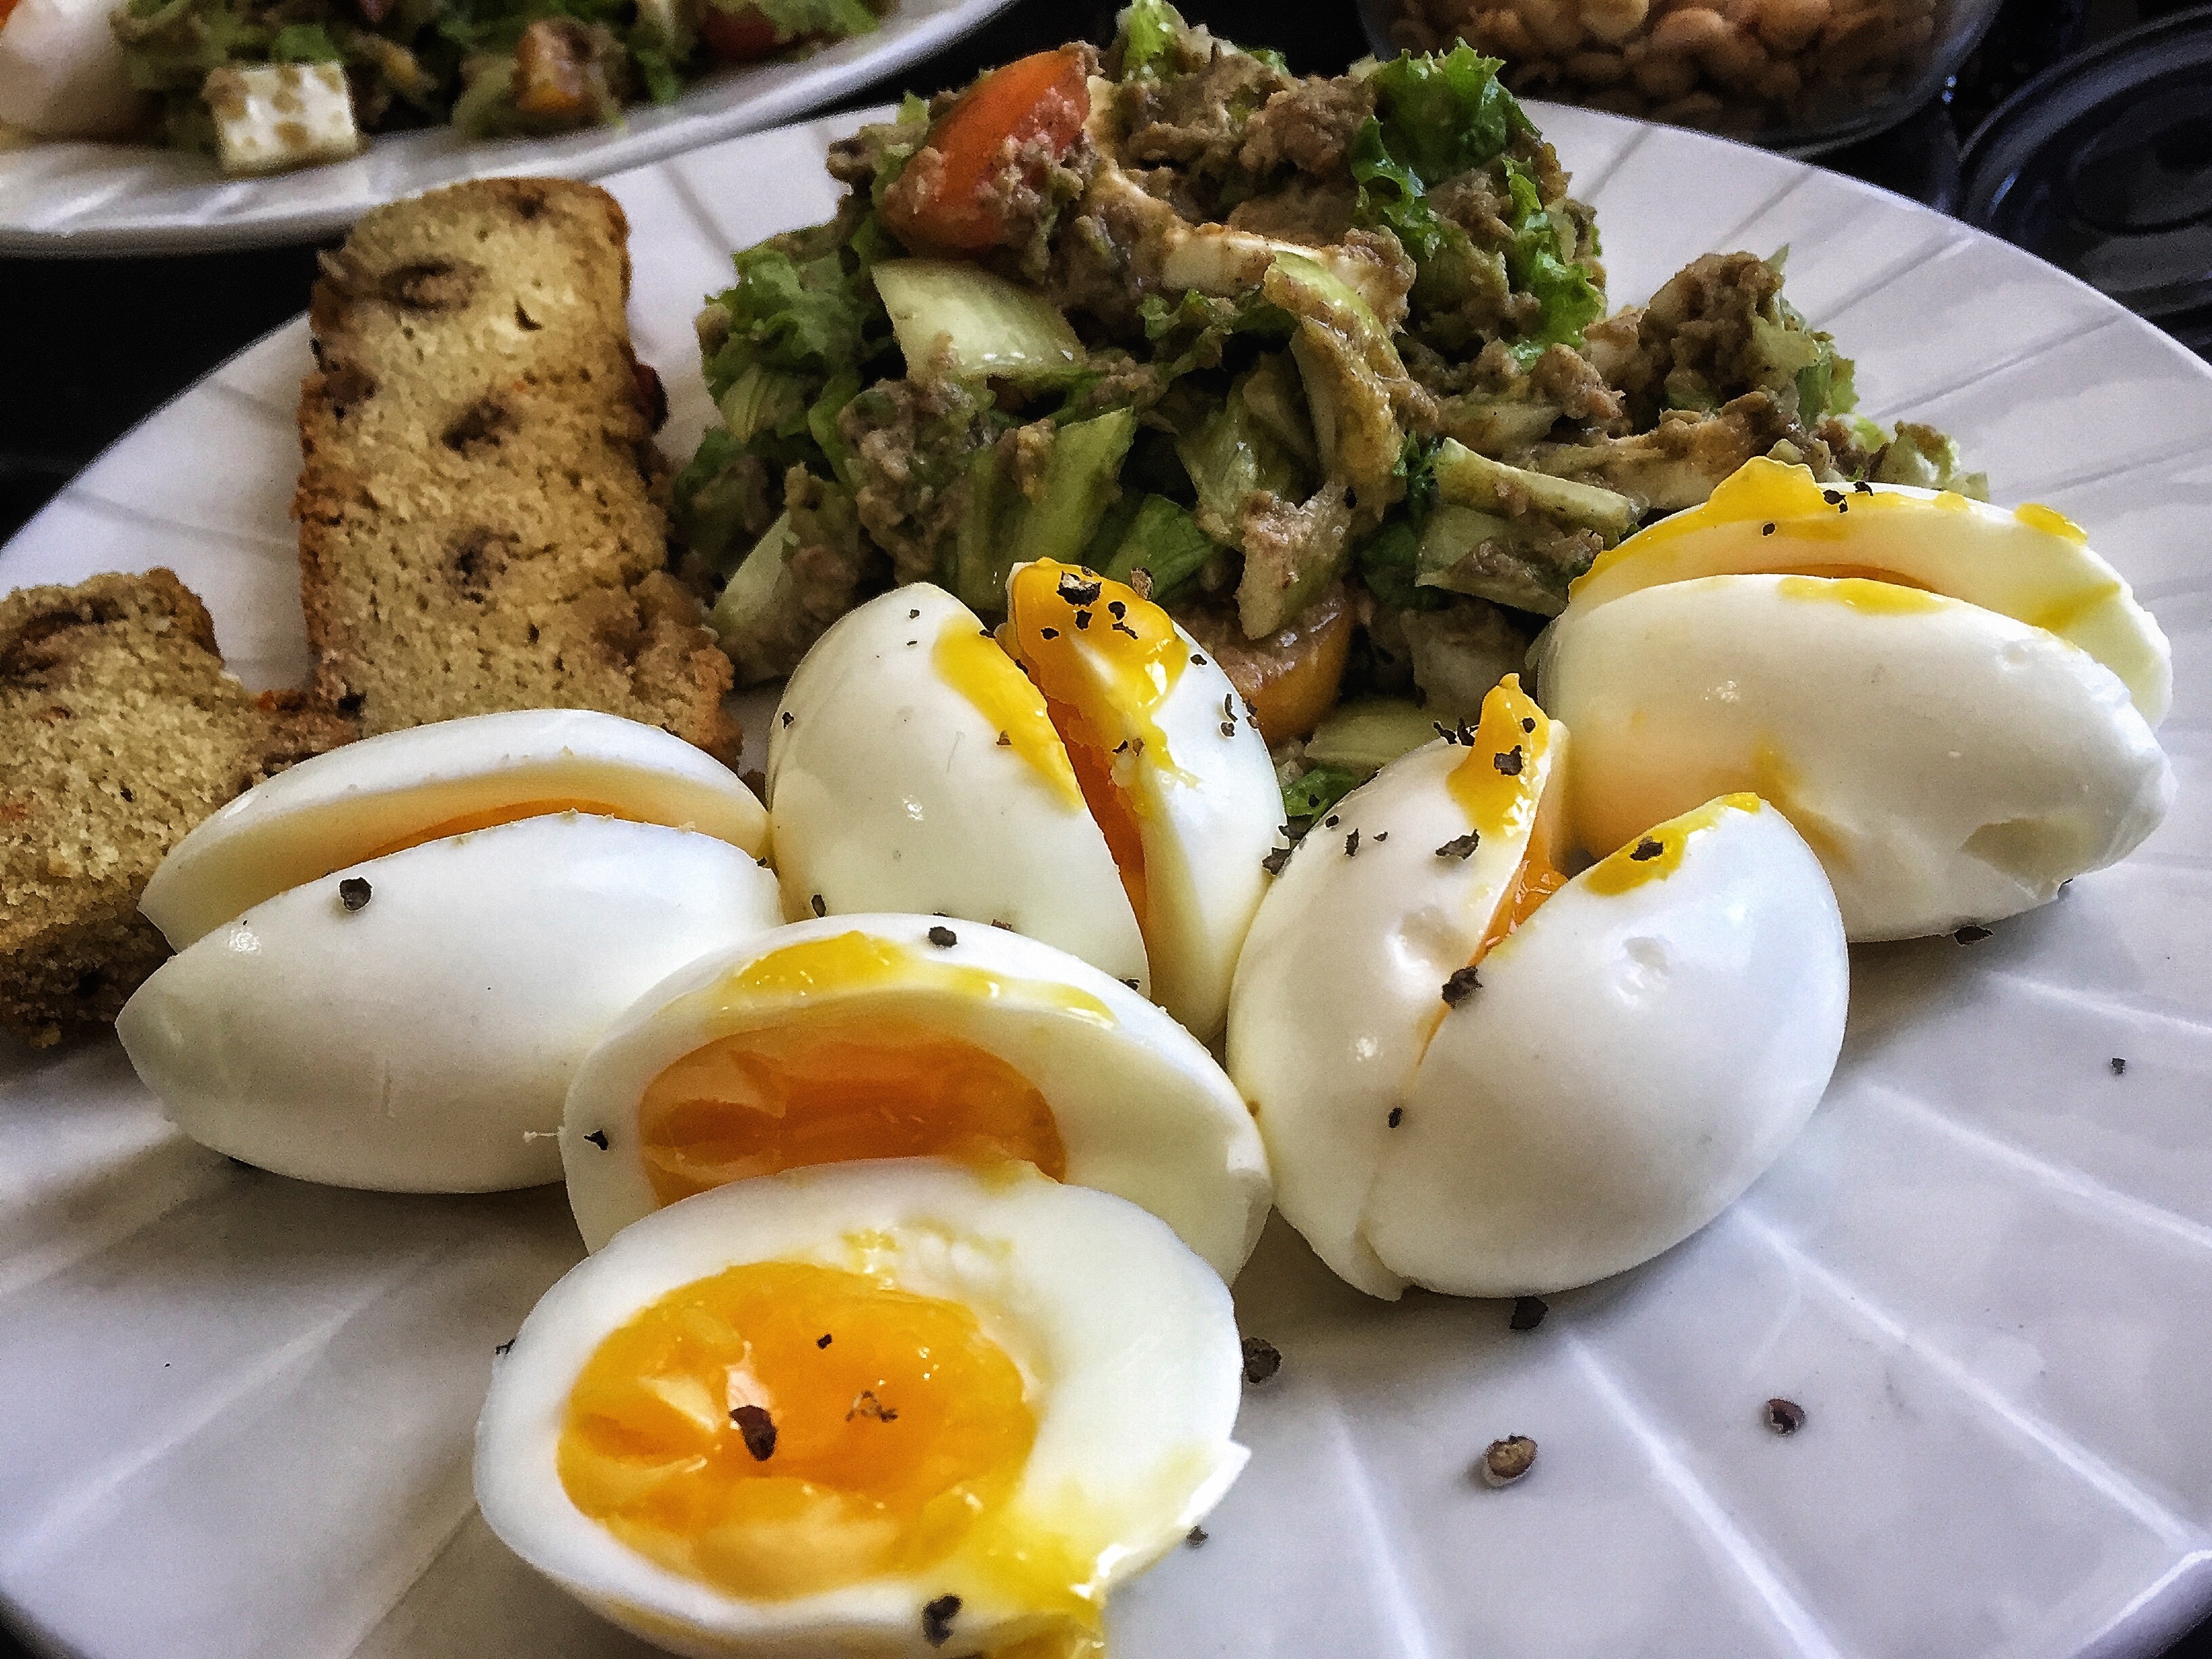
[
  {"xmin": 0, "ymin": 0, "xmax": 1015, "ymax": 256},
  {"xmin": 5, "ymin": 104, "xmax": 2212, "ymax": 1659}
]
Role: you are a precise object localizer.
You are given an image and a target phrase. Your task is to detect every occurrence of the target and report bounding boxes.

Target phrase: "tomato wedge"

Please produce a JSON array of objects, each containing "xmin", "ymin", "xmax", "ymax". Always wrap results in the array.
[
  {"xmin": 698, "ymin": 3, "xmax": 783, "ymax": 62},
  {"xmin": 883, "ymin": 47, "xmax": 1090, "ymax": 253}
]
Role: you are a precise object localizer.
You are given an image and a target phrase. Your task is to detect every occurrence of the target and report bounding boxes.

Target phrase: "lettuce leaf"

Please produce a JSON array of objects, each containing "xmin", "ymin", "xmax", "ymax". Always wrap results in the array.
[
  {"xmin": 1367, "ymin": 45, "xmax": 1528, "ymax": 185},
  {"xmin": 1502, "ymin": 159, "xmax": 1601, "ymax": 363},
  {"xmin": 1116, "ymin": 0, "xmax": 1186, "ymax": 77},
  {"xmin": 1281, "ymin": 763, "xmax": 1362, "ymax": 821},
  {"xmin": 737, "ymin": 0, "xmax": 880, "ymax": 41}
]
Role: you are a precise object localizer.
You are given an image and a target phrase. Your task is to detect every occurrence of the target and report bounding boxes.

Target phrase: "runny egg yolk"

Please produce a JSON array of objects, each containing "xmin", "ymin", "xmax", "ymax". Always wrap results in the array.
[
  {"xmin": 1446, "ymin": 676, "xmax": 1569, "ymax": 965},
  {"xmin": 558, "ymin": 1261, "xmax": 1035, "ymax": 1601},
  {"xmin": 1774, "ymin": 575, "xmax": 1946, "ymax": 615},
  {"xmin": 362, "ymin": 798, "xmax": 647, "ymax": 860},
  {"xmin": 635, "ymin": 1014, "xmax": 1069, "ymax": 1206},
  {"xmin": 1005, "ymin": 560, "xmax": 1193, "ymax": 935},
  {"xmin": 934, "ymin": 619, "xmax": 1086, "ymax": 812},
  {"xmin": 1582, "ymin": 794, "xmax": 1762, "ymax": 895}
]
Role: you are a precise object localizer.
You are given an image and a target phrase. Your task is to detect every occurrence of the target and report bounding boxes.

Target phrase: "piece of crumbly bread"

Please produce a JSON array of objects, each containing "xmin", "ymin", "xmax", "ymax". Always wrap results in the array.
[
  {"xmin": 294, "ymin": 177, "xmax": 739, "ymax": 764},
  {"xmin": 0, "ymin": 571, "xmax": 354, "ymax": 1048}
]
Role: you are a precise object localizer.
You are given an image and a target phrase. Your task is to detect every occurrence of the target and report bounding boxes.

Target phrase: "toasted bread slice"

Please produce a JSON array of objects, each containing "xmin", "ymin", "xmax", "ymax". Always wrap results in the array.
[
  {"xmin": 0, "ymin": 570, "xmax": 354, "ymax": 1047},
  {"xmin": 295, "ymin": 177, "xmax": 739, "ymax": 762}
]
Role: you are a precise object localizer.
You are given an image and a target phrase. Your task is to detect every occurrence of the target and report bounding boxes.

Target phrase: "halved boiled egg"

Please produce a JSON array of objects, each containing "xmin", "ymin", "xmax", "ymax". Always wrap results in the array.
[
  {"xmin": 769, "ymin": 561, "xmax": 1279, "ymax": 1041},
  {"xmin": 118, "ymin": 815, "xmax": 783, "ymax": 1191},
  {"xmin": 0, "ymin": 0, "xmax": 146, "ymax": 139},
  {"xmin": 142, "ymin": 708, "xmax": 769, "ymax": 949},
  {"xmin": 1532, "ymin": 458, "xmax": 2174, "ymax": 941},
  {"xmin": 476, "ymin": 1159, "xmax": 1248, "ymax": 1659},
  {"xmin": 562, "ymin": 914, "xmax": 1271, "ymax": 1280},
  {"xmin": 1228, "ymin": 677, "xmax": 1847, "ymax": 1297}
]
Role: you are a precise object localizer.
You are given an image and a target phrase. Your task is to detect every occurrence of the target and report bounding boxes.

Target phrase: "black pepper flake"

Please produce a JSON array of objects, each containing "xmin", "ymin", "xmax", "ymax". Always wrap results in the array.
[
  {"xmin": 1441, "ymin": 964, "xmax": 1482, "ymax": 1006},
  {"xmin": 1822, "ymin": 489, "xmax": 1844, "ymax": 506},
  {"xmin": 1108, "ymin": 600, "xmax": 1127, "ymax": 619},
  {"xmin": 1074, "ymin": 609, "xmax": 1093, "ymax": 631},
  {"xmin": 997, "ymin": 732, "xmax": 1011, "ymax": 746},
  {"xmin": 909, "ymin": 607, "xmax": 921, "ymax": 619},
  {"xmin": 1509, "ymin": 1296, "xmax": 1548, "ymax": 1332},
  {"xmin": 1373, "ymin": 832, "xmax": 1388, "ymax": 843},
  {"xmin": 1479, "ymin": 1435, "xmax": 1537, "ymax": 1487},
  {"xmin": 1241, "ymin": 1336, "xmax": 1282, "ymax": 1385},
  {"xmin": 1761, "ymin": 521, "xmax": 1776, "ymax": 536},
  {"xmin": 1387, "ymin": 1106, "xmax": 1404, "ymax": 1128},
  {"xmin": 339, "ymin": 877, "xmax": 373, "ymax": 912},
  {"xmin": 1057, "ymin": 573, "xmax": 1103, "ymax": 607},
  {"xmin": 731, "ymin": 1404, "xmax": 777, "ymax": 1460},
  {"xmin": 1954, "ymin": 924, "xmax": 1992, "ymax": 943},
  {"xmin": 1186, "ymin": 1526, "xmax": 1208, "ymax": 1547},
  {"xmin": 1436, "ymin": 832, "xmax": 1481, "ymax": 860},
  {"xmin": 1521, "ymin": 717, "xmax": 1535, "ymax": 733},
  {"xmin": 2111, "ymin": 1057, "xmax": 2127, "ymax": 1076},
  {"xmin": 1221, "ymin": 722, "xmax": 1236, "ymax": 738},
  {"xmin": 494, "ymin": 1339, "xmax": 514, "ymax": 1355},
  {"xmin": 817, "ymin": 1333, "xmax": 833, "ymax": 1348},
  {"xmin": 811, "ymin": 894, "xmax": 827, "ymax": 918},
  {"xmin": 847, "ymin": 1389, "xmax": 899, "ymax": 1422},
  {"xmin": 1435, "ymin": 721, "xmax": 1458, "ymax": 744},
  {"xmin": 922, "ymin": 1594, "xmax": 962, "ymax": 1647},
  {"xmin": 1042, "ymin": 627, "xmax": 1059, "ymax": 640},
  {"xmin": 1323, "ymin": 815, "xmax": 1340, "ymax": 830},
  {"xmin": 907, "ymin": 639, "xmax": 918, "ymax": 648},
  {"xmin": 781, "ymin": 711, "xmax": 794, "ymax": 728},
  {"xmin": 926, "ymin": 925, "xmax": 958, "ymax": 949},
  {"xmin": 1853, "ymin": 480, "xmax": 1874, "ymax": 495},
  {"xmin": 1764, "ymin": 1397, "xmax": 1806, "ymax": 1435},
  {"xmin": 1261, "ymin": 846, "xmax": 1293, "ymax": 876},
  {"xmin": 1115, "ymin": 621, "xmax": 1140, "ymax": 638},
  {"xmin": 1629, "ymin": 836, "xmax": 1664, "ymax": 862},
  {"xmin": 1191, "ymin": 653, "xmax": 1206, "ymax": 665},
  {"xmin": 1122, "ymin": 978, "xmax": 1140, "ymax": 989},
  {"xmin": 584, "ymin": 1129, "xmax": 609, "ymax": 1150},
  {"xmin": 1345, "ymin": 830, "xmax": 1360, "ymax": 857},
  {"xmin": 1493, "ymin": 747, "xmax": 1523, "ymax": 776}
]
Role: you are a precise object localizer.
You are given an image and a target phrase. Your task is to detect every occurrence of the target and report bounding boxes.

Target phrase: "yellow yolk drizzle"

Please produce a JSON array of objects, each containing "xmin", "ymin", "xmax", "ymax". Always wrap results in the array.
[
  {"xmin": 1773, "ymin": 575, "xmax": 1946, "ymax": 615},
  {"xmin": 636, "ymin": 1014, "xmax": 1069, "ymax": 1206},
  {"xmin": 934, "ymin": 619, "xmax": 1086, "ymax": 812},
  {"xmin": 1583, "ymin": 793, "xmax": 1761, "ymax": 895},
  {"xmin": 1005, "ymin": 560, "xmax": 1193, "ymax": 934},
  {"xmin": 558, "ymin": 1261, "xmax": 1036, "ymax": 1601},
  {"xmin": 2015, "ymin": 502, "xmax": 2088, "ymax": 543},
  {"xmin": 720, "ymin": 932, "xmax": 1115, "ymax": 1021},
  {"xmin": 362, "ymin": 798, "xmax": 649, "ymax": 859}
]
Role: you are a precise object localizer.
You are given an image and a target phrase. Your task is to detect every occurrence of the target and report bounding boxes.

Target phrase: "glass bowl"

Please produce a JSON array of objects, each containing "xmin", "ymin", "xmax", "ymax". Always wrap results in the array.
[{"xmin": 1357, "ymin": 0, "xmax": 2004, "ymax": 155}]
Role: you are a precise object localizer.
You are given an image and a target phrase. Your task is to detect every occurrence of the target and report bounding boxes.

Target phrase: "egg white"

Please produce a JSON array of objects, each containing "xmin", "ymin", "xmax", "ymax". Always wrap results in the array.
[
  {"xmin": 0, "ymin": 0, "xmax": 144, "ymax": 138},
  {"xmin": 475, "ymin": 1159, "xmax": 1248, "ymax": 1659},
  {"xmin": 1534, "ymin": 573, "xmax": 2174, "ymax": 941},
  {"xmin": 767, "ymin": 586, "xmax": 1147, "ymax": 990},
  {"xmin": 118, "ymin": 815, "xmax": 783, "ymax": 1192},
  {"xmin": 1366, "ymin": 796, "xmax": 1847, "ymax": 1295},
  {"xmin": 142, "ymin": 708, "xmax": 769, "ymax": 949},
  {"xmin": 563, "ymin": 913, "xmax": 1273, "ymax": 1280}
]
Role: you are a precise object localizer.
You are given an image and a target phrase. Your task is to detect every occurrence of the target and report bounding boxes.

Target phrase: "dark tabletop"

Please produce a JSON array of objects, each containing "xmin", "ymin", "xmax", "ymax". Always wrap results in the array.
[{"xmin": 3, "ymin": 0, "xmax": 2209, "ymax": 1654}]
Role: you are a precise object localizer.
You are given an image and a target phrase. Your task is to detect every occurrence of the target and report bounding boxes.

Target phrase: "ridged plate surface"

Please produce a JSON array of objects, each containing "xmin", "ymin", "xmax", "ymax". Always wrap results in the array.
[
  {"xmin": 0, "ymin": 0, "xmax": 1012, "ymax": 255},
  {"xmin": 3, "ymin": 106, "xmax": 2211, "ymax": 1659}
]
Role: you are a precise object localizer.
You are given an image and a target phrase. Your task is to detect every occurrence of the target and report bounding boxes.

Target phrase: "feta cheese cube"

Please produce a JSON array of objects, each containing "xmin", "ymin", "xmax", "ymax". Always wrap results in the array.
[{"xmin": 203, "ymin": 62, "xmax": 361, "ymax": 176}]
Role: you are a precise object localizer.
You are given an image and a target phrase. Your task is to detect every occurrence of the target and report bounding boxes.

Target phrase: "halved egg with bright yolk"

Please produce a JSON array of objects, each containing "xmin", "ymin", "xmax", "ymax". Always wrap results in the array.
[
  {"xmin": 1532, "ymin": 459, "xmax": 2173, "ymax": 941},
  {"xmin": 1228, "ymin": 677, "xmax": 1848, "ymax": 1297},
  {"xmin": 476, "ymin": 1159, "xmax": 1248, "ymax": 1659},
  {"xmin": 768, "ymin": 565, "xmax": 1279, "ymax": 1042},
  {"xmin": 142, "ymin": 709, "xmax": 769, "ymax": 949},
  {"xmin": 561, "ymin": 914, "xmax": 1272, "ymax": 1280}
]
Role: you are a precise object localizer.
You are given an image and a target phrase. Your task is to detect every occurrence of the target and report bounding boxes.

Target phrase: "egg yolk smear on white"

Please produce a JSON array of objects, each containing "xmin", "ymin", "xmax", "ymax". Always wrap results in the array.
[
  {"xmin": 562, "ymin": 914, "xmax": 1271, "ymax": 1279},
  {"xmin": 1228, "ymin": 675, "xmax": 1847, "ymax": 1298},
  {"xmin": 476, "ymin": 1162, "xmax": 1247, "ymax": 1659},
  {"xmin": 1532, "ymin": 457, "xmax": 2173, "ymax": 941},
  {"xmin": 768, "ymin": 560, "xmax": 1279, "ymax": 1041}
]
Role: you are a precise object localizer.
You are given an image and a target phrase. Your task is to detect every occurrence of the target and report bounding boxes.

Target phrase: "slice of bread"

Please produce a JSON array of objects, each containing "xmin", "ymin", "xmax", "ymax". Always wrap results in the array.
[
  {"xmin": 0, "ymin": 570, "xmax": 354, "ymax": 1048},
  {"xmin": 295, "ymin": 178, "xmax": 739, "ymax": 762}
]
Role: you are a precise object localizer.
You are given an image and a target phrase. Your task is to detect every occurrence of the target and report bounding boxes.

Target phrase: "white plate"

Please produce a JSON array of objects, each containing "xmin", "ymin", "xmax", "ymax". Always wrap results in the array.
[
  {"xmin": 6, "ymin": 105, "xmax": 2212, "ymax": 1659},
  {"xmin": 0, "ymin": 0, "xmax": 1012, "ymax": 255}
]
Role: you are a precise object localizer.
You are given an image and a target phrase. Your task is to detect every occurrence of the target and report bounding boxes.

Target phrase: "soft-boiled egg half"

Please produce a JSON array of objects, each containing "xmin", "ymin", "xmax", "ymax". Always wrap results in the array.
[
  {"xmin": 1532, "ymin": 458, "xmax": 2173, "ymax": 941},
  {"xmin": 0, "ymin": 0, "xmax": 145, "ymax": 139},
  {"xmin": 769, "ymin": 562, "xmax": 1279, "ymax": 1041},
  {"xmin": 476, "ymin": 1159, "xmax": 1248, "ymax": 1659},
  {"xmin": 142, "ymin": 708, "xmax": 769, "ymax": 949},
  {"xmin": 1228, "ymin": 677, "xmax": 1848, "ymax": 1298},
  {"xmin": 118, "ymin": 712, "xmax": 781, "ymax": 1191},
  {"xmin": 562, "ymin": 914, "xmax": 1271, "ymax": 1280}
]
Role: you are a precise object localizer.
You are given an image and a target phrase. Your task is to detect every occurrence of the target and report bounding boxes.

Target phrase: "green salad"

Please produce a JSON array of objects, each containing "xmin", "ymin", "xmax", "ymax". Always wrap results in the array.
[
  {"xmin": 116, "ymin": 0, "xmax": 880, "ymax": 152},
  {"xmin": 672, "ymin": 0, "xmax": 1980, "ymax": 819}
]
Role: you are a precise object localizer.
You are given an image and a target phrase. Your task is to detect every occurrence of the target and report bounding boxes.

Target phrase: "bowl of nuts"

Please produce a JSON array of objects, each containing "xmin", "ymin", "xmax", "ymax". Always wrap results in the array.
[{"xmin": 1362, "ymin": 0, "xmax": 2002, "ymax": 153}]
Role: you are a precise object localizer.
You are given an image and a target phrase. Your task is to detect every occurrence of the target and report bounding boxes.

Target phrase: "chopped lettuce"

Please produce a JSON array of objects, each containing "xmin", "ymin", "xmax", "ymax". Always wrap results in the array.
[
  {"xmin": 1502, "ymin": 160, "xmax": 1603, "ymax": 363},
  {"xmin": 703, "ymin": 234, "xmax": 890, "ymax": 401},
  {"xmin": 1367, "ymin": 45, "xmax": 1526, "ymax": 186},
  {"xmin": 742, "ymin": 0, "xmax": 880, "ymax": 43},
  {"xmin": 1099, "ymin": 495, "xmax": 1218, "ymax": 603},
  {"xmin": 1282, "ymin": 763, "xmax": 1362, "ymax": 821},
  {"xmin": 1115, "ymin": 0, "xmax": 1186, "ymax": 77}
]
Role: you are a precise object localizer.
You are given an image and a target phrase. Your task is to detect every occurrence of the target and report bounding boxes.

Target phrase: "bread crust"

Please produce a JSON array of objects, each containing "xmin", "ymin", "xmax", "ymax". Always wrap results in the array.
[
  {"xmin": 294, "ymin": 176, "xmax": 739, "ymax": 762},
  {"xmin": 0, "ymin": 570, "xmax": 354, "ymax": 1047}
]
